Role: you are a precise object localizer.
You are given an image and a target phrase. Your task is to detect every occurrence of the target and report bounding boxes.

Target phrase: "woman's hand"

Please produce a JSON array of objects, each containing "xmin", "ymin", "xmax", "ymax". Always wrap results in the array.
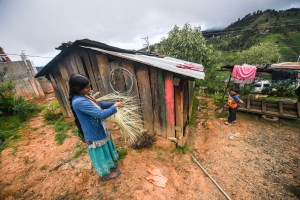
[{"xmin": 114, "ymin": 102, "xmax": 124, "ymax": 108}]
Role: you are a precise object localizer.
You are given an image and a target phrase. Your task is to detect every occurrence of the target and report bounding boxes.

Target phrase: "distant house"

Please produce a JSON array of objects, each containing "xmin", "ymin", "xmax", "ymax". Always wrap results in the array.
[
  {"xmin": 0, "ymin": 47, "xmax": 11, "ymax": 62},
  {"xmin": 0, "ymin": 54, "xmax": 44, "ymax": 97},
  {"xmin": 35, "ymin": 39, "xmax": 205, "ymax": 141}
]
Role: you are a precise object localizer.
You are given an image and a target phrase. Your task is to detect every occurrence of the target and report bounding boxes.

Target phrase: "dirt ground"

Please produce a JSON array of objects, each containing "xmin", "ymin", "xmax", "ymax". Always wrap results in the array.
[{"xmin": 0, "ymin": 96, "xmax": 299, "ymax": 200}]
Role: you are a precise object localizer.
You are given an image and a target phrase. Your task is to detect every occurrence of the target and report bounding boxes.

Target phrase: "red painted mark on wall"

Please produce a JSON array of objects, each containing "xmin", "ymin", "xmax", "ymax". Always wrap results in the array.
[{"xmin": 165, "ymin": 77, "xmax": 175, "ymax": 125}]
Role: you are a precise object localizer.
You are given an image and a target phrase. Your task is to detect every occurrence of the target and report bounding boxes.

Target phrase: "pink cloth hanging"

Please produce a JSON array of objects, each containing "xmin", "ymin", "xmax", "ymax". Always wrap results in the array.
[{"xmin": 231, "ymin": 64, "xmax": 257, "ymax": 84}]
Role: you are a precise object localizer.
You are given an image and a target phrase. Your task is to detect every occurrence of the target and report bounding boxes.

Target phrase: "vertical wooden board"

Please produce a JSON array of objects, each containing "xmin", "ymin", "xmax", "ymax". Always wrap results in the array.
[
  {"xmin": 54, "ymin": 72, "xmax": 72, "ymax": 117},
  {"xmin": 66, "ymin": 54, "xmax": 79, "ymax": 74},
  {"xmin": 122, "ymin": 60, "xmax": 140, "ymax": 98},
  {"xmin": 72, "ymin": 51, "xmax": 86, "ymax": 75},
  {"xmin": 157, "ymin": 69, "xmax": 167, "ymax": 137},
  {"xmin": 87, "ymin": 51, "xmax": 106, "ymax": 96},
  {"xmin": 174, "ymin": 82, "xmax": 183, "ymax": 139},
  {"xmin": 49, "ymin": 73, "xmax": 68, "ymax": 116},
  {"xmin": 96, "ymin": 54, "xmax": 113, "ymax": 94},
  {"xmin": 183, "ymin": 81, "xmax": 189, "ymax": 128},
  {"xmin": 109, "ymin": 61, "xmax": 126, "ymax": 93},
  {"xmin": 78, "ymin": 50, "xmax": 98, "ymax": 92},
  {"xmin": 135, "ymin": 64, "xmax": 154, "ymax": 132},
  {"xmin": 164, "ymin": 72, "xmax": 175, "ymax": 138},
  {"xmin": 149, "ymin": 67, "xmax": 161, "ymax": 136},
  {"xmin": 62, "ymin": 56, "xmax": 75, "ymax": 77}
]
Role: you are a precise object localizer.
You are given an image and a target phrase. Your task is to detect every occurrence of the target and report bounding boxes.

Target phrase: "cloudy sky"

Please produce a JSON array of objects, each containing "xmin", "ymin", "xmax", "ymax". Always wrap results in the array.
[{"xmin": 0, "ymin": 0, "xmax": 299, "ymax": 66}]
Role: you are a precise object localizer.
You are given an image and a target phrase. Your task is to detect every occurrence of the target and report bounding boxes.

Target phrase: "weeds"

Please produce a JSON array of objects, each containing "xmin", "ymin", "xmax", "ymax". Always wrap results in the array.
[
  {"xmin": 174, "ymin": 144, "xmax": 192, "ymax": 154},
  {"xmin": 188, "ymin": 96, "xmax": 199, "ymax": 126},
  {"xmin": 44, "ymin": 102, "xmax": 62, "ymax": 123},
  {"xmin": 117, "ymin": 148, "xmax": 128, "ymax": 160},
  {"xmin": 40, "ymin": 165, "xmax": 47, "ymax": 171},
  {"xmin": 73, "ymin": 142, "xmax": 86, "ymax": 158},
  {"xmin": 53, "ymin": 117, "xmax": 73, "ymax": 145}
]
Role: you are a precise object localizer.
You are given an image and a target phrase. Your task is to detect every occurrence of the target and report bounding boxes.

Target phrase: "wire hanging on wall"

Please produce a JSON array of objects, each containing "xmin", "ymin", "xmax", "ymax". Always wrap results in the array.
[{"xmin": 109, "ymin": 66, "xmax": 134, "ymax": 95}]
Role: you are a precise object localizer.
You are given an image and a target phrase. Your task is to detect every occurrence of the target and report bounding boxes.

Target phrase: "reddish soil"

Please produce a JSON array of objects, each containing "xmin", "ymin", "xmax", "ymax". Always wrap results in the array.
[{"xmin": 0, "ymin": 96, "xmax": 299, "ymax": 199}]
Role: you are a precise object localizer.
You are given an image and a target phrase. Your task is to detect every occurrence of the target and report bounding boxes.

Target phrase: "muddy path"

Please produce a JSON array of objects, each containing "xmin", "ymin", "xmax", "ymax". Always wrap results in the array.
[{"xmin": 0, "ymin": 97, "xmax": 299, "ymax": 199}]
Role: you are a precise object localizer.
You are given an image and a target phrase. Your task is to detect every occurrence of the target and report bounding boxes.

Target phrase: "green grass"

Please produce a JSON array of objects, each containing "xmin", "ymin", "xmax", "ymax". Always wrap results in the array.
[
  {"xmin": 0, "ymin": 115, "xmax": 24, "ymax": 151},
  {"xmin": 53, "ymin": 117, "xmax": 73, "ymax": 145},
  {"xmin": 174, "ymin": 144, "xmax": 192, "ymax": 154},
  {"xmin": 73, "ymin": 142, "xmax": 86, "ymax": 158},
  {"xmin": 117, "ymin": 148, "xmax": 128, "ymax": 160},
  {"xmin": 44, "ymin": 102, "xmax": 63, "ymax": 123},
  {"xmin": 40, "ymin": 165, "xmax": 47, "ymax": 171}
]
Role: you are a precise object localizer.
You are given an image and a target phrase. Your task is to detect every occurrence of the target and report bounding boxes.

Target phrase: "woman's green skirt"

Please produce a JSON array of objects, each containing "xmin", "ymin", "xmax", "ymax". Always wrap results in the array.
[{"xmin": 88, "ymin": 139, "xmax": 119, "ymax": 176}]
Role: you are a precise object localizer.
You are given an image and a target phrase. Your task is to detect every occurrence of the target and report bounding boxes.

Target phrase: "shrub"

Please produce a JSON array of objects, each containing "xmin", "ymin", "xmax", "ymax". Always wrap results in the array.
[{"xmin": 44, "ymin": 102, "xmax": 62, "ymax": 122}]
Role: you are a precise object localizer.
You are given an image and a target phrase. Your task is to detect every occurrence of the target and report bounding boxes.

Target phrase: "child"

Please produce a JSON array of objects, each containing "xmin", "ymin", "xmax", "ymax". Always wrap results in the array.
[
  {"xmin": 69, "ymin": 74, "xmax": 124, "ymax": 181},
  {"xmin": 224, "ymin": 87, "xmax": 243, "ymax": 125}
]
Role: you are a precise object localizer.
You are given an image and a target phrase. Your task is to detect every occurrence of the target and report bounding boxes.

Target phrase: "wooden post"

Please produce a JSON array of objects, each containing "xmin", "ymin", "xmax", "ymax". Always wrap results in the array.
[
  {"xmin": 164, "ymin": 72, "xmax": 175, "ymax": 138},
  {"xmin": 247, "ymin": 97, "xmax": 251, "ymax": 109},
  {"xmin": 174, "ymin": 80, "xmax": 183, "ymax": 139},
  {"xmin": 279, "ymin": 101, "xmax": 284, "ymax": 114},
  {"xmin": 262, "ymin": 101, "xmax": 266, "ymax": 113},
  {"xmin": 149, "ymin": 68, "xmax": 161, "ymax": 136},
  {"xmin": 158, "ymin": 69, "xmax": 167, "ymax": 137},
  {"xmin": 135, "ymin": 64, "xmax": 154, "ymax": 133},
  {"xmin": 188, "ymin": 80, "xmax": 195, "ymax": 119}
]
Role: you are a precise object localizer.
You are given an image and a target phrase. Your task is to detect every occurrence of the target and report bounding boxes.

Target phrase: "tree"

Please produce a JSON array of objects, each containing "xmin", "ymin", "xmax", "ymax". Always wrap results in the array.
[
  {"xmin": 156, "ymin": 24, "xmax": 224, "ymax": 94},
  {"xmin": 234, "ymin": 42, "xmax": 281, "ymax": 64},
  {"xmin": 156, "ymin": 24, "xmax": 217, "ymax": 68}
]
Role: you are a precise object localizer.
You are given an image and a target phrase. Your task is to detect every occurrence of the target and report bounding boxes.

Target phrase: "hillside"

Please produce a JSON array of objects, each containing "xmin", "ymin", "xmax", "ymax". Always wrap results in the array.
[{"xmin": 203, "ymin": 8, "xmax": 300, "ymax": 62}]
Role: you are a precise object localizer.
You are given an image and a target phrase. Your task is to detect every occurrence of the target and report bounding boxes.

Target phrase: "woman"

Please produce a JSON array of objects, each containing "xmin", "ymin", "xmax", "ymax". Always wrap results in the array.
[{"xmin": 69, "ymin": 74, "xmax": 124, "ymax": 181}]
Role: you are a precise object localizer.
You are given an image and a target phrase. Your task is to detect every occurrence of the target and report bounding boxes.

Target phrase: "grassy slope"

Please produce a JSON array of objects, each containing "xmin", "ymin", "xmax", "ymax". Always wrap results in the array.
[{"xmin": 206, "ymin": 8, "xmax": 300, "ymax": 62}]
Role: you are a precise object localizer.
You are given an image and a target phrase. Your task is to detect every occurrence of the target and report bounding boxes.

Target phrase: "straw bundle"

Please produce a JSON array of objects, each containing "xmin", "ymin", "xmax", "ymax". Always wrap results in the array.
[{"xmin": 94, "ymin": 92, "xmax": 144, "ymax": 143}]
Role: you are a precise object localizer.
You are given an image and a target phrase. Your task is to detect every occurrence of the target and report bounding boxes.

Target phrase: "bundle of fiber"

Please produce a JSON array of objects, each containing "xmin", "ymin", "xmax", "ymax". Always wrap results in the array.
[{"xmin": 94, "ymin": 92, "xmax": 144, "ymax": 143}]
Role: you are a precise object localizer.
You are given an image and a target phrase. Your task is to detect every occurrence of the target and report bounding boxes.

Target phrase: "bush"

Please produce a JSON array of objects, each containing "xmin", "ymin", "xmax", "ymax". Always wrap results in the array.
[
  {"xmin": 12, "ymin": 96, "xmax": 38, "ymax": 121},
  {"xmin": 44, "ymin": 102, "xmax": 62, "ymax": 122},
  {"xmin": 263, "ymin": 82, "xmax": 297, "ymax": 97}
]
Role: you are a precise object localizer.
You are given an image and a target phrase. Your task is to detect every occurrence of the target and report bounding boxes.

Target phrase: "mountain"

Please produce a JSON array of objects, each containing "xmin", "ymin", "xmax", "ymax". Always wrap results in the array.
[{"xmin": 203, "ymin": 8, "xmax": 300, "ymax": 62}]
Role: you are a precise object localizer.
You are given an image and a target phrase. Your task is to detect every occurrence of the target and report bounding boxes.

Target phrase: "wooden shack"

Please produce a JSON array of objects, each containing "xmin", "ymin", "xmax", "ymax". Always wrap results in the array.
[{"xmin": 35, "ymin": 39, "xmax": 205, "ymax": 140}]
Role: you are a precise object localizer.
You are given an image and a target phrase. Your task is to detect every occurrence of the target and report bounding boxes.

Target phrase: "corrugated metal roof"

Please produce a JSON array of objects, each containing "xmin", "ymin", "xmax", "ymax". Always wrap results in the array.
[
  {"xmin": 271, "ymin": 62, "xmax": 300, "ymax": 70},
  {"xmin": 80, "ymin": 46, "xmax": 205, "ymax": 79}
]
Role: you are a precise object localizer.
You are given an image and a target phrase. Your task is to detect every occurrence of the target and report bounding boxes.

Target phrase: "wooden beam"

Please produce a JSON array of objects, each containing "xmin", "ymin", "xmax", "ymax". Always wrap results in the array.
[
  {"xmin": 149, "ymin": 67, "xmax": 161, "ymax": 136},
  {"xmin": 135, "ymin": 64, "xmax": 154, "ymax": 133},
  {"xmin": 174, "ymin": 81, "xmax": 183, "ymax": 139},
  {"xmin": 157, "ymin": 69, "xmax": 167, "ymax": 137},
  {"xmin": 164, "ymin": 72, "xmax": 175, "ymax": 138},
  {"xmin": 188, "ymin": 80, "xmax": 194, "ymax": 119}
]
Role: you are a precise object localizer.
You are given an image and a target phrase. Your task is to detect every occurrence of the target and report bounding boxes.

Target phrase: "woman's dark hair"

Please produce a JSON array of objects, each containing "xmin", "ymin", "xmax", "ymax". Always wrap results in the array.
[{"xmin": 69, "ymin": 73, "xmax": 90, "ymax": 142}]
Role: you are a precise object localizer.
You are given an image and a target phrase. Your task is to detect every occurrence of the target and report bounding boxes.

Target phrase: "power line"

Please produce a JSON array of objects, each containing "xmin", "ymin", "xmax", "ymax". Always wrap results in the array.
[{"xmin": 0, "ymin": 53, "xmax": 54, "ymax": 58}]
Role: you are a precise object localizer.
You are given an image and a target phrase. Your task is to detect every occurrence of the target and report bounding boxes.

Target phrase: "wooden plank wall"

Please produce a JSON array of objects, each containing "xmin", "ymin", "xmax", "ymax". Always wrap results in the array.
[
  {"xmin": 48, "ymin": 48, "xmax": 194, "ymax": 139},
  {"xmin": 0, "ymin": 61, "xmax": 43, "ymax": 97}
]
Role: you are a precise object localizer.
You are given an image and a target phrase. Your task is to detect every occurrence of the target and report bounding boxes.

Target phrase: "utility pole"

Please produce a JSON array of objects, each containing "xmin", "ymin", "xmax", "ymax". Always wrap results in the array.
[
  {"xmin": 297, "ymin": 55, "xmax": 300, "ymax": 62},
  {"xmin": 141, "ymin": 36, "xmax": 150, "ymax": 52}
]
